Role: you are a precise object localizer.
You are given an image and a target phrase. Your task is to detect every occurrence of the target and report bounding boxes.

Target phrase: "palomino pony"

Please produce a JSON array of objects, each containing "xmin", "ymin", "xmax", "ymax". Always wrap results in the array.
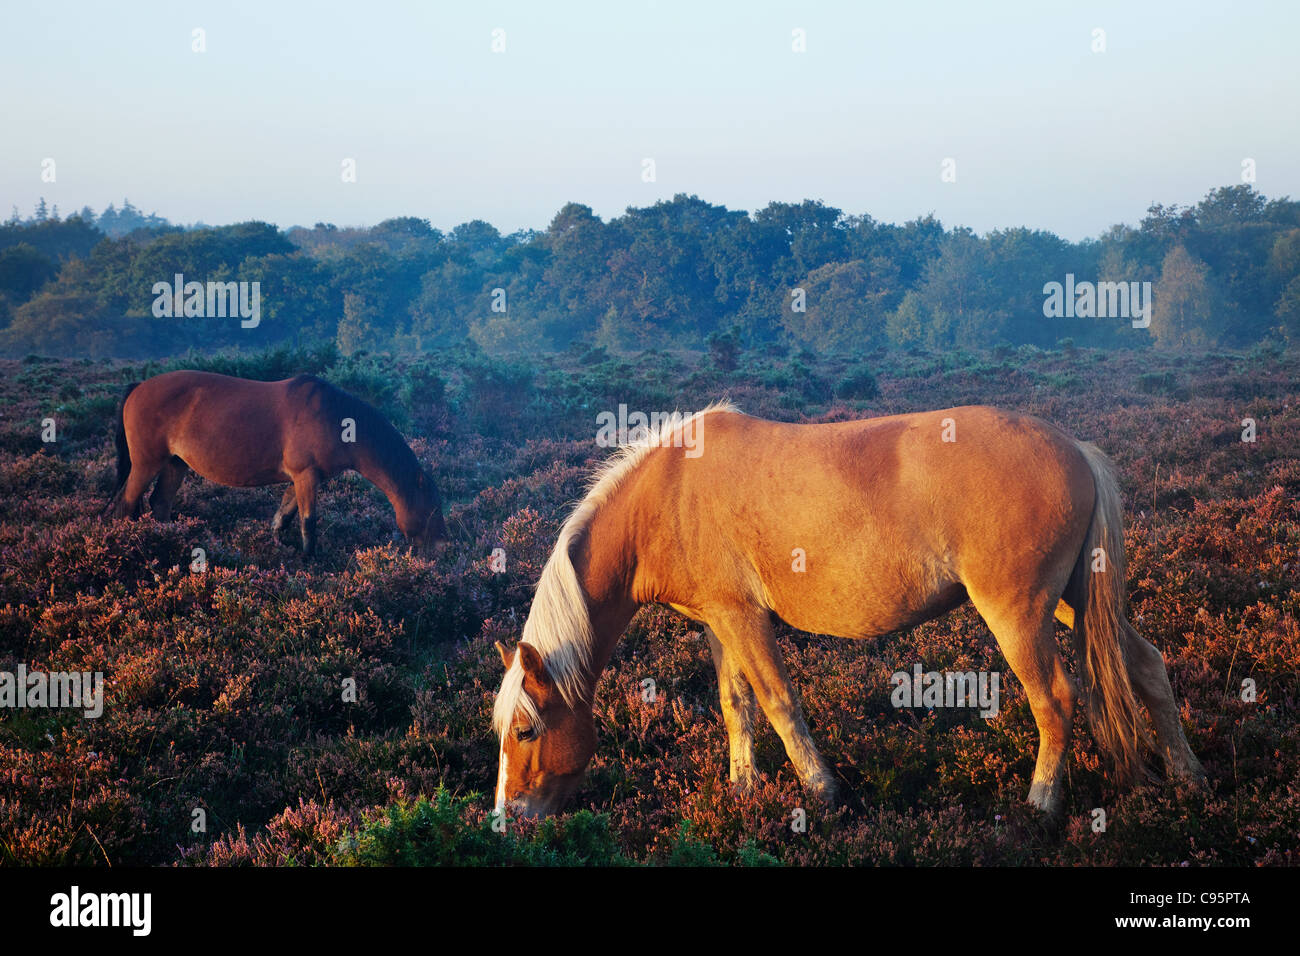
[
  {"xmin": 108, "ymin": 370, "xmax": 445, "ymax": 556},
  {"xmin": 492, "ymin": 403, "xmax": 1205, "ymax": 819}
]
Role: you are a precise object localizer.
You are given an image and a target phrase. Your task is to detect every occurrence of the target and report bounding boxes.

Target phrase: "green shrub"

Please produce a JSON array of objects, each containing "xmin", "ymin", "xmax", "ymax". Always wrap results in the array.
[
  {"xmin": 133, "ymin": 343, "xmax": 341, "ymax": 382},
  {"xmin": 336, "ymin": 788, "xmax": 632, "ymax": 866},
  {"xmin": 834, "ymin": 364, "xmax": 880, "ymax": 400},
  {"xmin": 1137, "ymin": 370, "xmax": 1186, "ymax": 398}
]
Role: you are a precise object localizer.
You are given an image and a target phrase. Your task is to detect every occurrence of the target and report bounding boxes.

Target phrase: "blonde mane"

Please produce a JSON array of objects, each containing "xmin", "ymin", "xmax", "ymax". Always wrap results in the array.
[{"xmin": 492, "ymin": 401, "xmax": 740, "ymax": 738}]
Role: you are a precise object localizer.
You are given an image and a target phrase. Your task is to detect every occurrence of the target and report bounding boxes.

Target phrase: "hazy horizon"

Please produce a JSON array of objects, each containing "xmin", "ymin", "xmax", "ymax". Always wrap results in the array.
[{"xmin": 4, "ymin": 0, "xmax": 1298, "ymax": 241}]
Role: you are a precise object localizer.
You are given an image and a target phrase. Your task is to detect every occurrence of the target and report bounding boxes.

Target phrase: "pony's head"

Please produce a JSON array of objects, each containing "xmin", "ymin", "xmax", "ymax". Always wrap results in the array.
[
  {"xmin": 492, "ymin": 640, "xmax": 596, "ymax": 819},
  {"xmin": 400, "ymin": 467, "xmax": 446, "ymax": 555}
]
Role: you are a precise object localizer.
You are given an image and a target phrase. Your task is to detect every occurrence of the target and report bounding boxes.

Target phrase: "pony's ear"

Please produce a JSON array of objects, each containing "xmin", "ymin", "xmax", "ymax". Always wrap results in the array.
[
  {"xmin": 495, "ymin": 640, "xmax": 513, "ymax": 669},
  {"xmin": 517, "ymin": 642, "xmax": 549, "ymax": 687}
]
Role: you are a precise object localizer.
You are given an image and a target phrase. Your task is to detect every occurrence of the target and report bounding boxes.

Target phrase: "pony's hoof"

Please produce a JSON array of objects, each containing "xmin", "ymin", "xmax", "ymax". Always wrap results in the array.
[
  {"xmin": 805, "ymin": 775, "xmax": 840, "ymax": 810},
  {"xmin": 1175, "ymin": 763, "xmax": 1208, "ymax": 790},
  {"xmin": 1026, "ymin": 780, "xmax": 1067, "ymax": 818},
  {"xmin": 1029, "ymin": 809, "xmax": 1066, "ymax": 837}
]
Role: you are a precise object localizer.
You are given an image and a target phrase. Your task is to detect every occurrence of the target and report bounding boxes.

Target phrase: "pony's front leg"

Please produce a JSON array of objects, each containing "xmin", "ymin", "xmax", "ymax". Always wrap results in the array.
[
  {"xmin": 703, "ymin": 626, "xmax": 758, "ymax": 791},
  {"xmin": 708, "ymin": 609, "xmax": 838, "ymax": 807},
  {"xmin": 292, "ymin": 469, "xmax": 321, "ymax": 556}
]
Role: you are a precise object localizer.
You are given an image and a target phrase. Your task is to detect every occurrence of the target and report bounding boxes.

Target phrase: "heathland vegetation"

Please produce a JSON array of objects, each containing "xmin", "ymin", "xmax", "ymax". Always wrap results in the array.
[{"xmin": 0, "ymin": 343, "xmax": 1295, "ymax": 865}]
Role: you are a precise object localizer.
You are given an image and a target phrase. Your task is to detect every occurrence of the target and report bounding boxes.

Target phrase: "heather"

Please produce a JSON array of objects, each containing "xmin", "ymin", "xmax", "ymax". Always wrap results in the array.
[{"xmin": 0, "ymin": 343, "xmax": 1296, "ymax": 866}]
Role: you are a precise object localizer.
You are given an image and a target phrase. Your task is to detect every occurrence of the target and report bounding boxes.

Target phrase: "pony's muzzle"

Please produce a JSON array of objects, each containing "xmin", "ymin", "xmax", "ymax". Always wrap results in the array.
[
  {"xmin": 504, "ymin": 797, "xmax": 546, "ymax": 821},
  {"xmin": 403, "ymin": 534, "xmax": 447, "ymax": 559}
]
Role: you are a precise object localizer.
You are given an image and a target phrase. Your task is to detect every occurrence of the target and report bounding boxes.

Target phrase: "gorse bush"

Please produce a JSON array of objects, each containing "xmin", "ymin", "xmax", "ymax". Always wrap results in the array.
[
  {"xmin": 335, "ymin": 788, "xmax": 634, "ymax": 866},
  {"xmin": 834, "ymin": 363, "xmax": 880, "ymax": 400},
  {"xmin": 1137, "ymin": 370, "xmax": 1185, "ymax": 398},
  {"xmin": 132, "ymin": 342, "xmax": 342, "ymax": 383}
]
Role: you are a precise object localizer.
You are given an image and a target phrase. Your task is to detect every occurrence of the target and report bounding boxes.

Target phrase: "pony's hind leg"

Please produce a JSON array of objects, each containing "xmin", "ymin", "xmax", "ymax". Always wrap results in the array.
[
  {"xmin": 149, "ymin": 457, "xmax": 188, "ymax": 521},
  {"xmin": 114, "ymin": 458, "xmax": 163, "ymax": 519},
  {"xmin": 271, "ymin": 485, "xmax": 298, "ymax": 536},
  {"xmin": 292, "ymin": 468, "xmax": 321, "ymax": 556},
  {"xmin": 978, "ymin": 598, "xmax": 1078, "ymax": 818},
  {"xmin": 1122, "ymin": 621, "xmax": 1205, "ymax": 783},
  {"xmin": 707, "ymin": 608, "xmax": 837, "ymax": 806},
  {"xmin": 704, "ymin": 626, "xmax": 758, "ymax": 791}
]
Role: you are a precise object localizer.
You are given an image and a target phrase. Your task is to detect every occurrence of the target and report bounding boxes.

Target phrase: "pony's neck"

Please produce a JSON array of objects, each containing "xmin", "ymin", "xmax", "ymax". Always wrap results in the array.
[
  {"xmin": 554, "ymin": 406, "xmax": 736, "ymax": 698},
  {"xmin": 351, "ymin": 423, "xmax": 418, "ymax": 522},
  {"xmin": 569, "ymin": 491, "xmax": 641, "ymax": 697},
  {"xmin": 354, "ymin": 447, "xmax": 402, "ymax": 502}
]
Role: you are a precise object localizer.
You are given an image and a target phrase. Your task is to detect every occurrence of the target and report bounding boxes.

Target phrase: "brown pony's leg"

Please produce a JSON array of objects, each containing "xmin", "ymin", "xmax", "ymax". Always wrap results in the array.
[
  {"xmin": 271, "ymin": 485, "xmax": 298, "ymax": 535},
  {"xmin": 292, "ymin": 469, "xmax": 321, "ymax": 556},
  {"xmin": 149, "ymin": 458, "xmax": 188, "ymax": 521},
  {"xmin": 1121, "ymin": 621, "xmax": 1205, "ymax": 782},
  {"xmin": 115, "ymin": 458, "xmax": 163, "ymax": 519},
  {"xmin": 978, "ymin": 596, "xmax": 1077, "ymax": 817},
  {"xmin": 704, "ymin": 626, "xmax": 758, "ymax": 791},
  {"xmin": 707, "ymin": 608, "xmax": 837, "ymax": 806}
]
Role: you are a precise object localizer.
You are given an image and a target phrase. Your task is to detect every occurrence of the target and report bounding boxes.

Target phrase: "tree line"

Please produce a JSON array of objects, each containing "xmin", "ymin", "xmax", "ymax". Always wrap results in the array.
[{"xmin": 1, "ymin": 185, "xmax": 1298, "ymax": 359}]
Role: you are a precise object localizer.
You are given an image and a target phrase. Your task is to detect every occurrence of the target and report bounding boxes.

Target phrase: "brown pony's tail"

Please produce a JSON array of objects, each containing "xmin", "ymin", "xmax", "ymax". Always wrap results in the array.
[
  {"xmin": 106, "ymin": 382, "xmax": 139, "ymax": 515},
  {"xmin": 1065, "ymin": 441, "xmax": 1150, "ymax": 786}
]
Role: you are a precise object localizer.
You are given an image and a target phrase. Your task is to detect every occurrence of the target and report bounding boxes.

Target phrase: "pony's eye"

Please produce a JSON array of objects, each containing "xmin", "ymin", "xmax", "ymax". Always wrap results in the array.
[{"xmin": 514, "ymin": 726, "xmax": 537, "ymax": 743}]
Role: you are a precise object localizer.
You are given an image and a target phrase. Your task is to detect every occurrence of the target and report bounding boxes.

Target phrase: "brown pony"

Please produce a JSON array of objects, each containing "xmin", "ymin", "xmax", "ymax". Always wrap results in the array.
[
  {"xmin": 108, "ymin": 370, "xmax": 445, "ymax": 556},
  {"xmin": 492, "ymin": 403, "xmax": 1205, "ymax": 819}
]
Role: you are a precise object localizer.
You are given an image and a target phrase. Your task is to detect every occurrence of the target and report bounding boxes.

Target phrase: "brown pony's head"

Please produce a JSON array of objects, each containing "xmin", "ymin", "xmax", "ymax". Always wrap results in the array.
[
  {"xmin": 492, "ymin": 640, "xmax": 596, "ymax": 819},
  {"xmin": 400, "ymin": 467, "xmax": 446, "ymax": 555}
]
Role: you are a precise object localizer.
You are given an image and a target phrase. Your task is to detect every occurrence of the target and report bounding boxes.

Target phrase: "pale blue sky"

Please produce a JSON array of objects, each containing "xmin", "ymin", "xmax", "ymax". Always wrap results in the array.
[{"xmin": 2, "ymin": 0, "xmax": 1296, "ymax": 239}]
